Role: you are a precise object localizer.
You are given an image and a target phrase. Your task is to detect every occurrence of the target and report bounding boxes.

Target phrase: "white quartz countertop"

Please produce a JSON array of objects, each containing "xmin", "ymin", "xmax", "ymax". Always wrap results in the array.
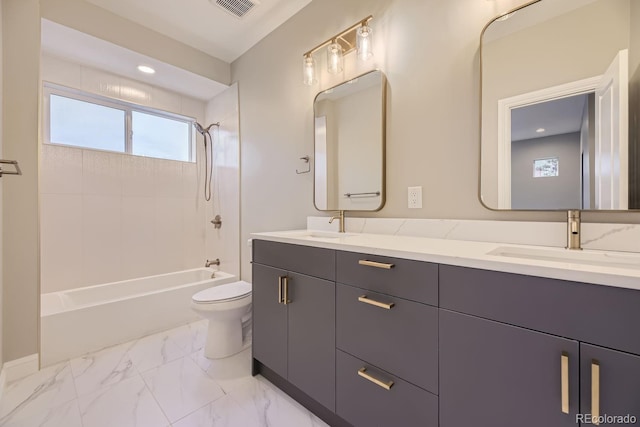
[{"xmin": 251, "ymin": 230, "xmax": 640, "ymax": 291}]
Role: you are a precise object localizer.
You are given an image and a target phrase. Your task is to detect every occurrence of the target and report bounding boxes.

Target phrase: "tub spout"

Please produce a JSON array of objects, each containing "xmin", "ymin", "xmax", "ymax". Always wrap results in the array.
[{"xmin": 205, "ymin": 258, "xmax": 220, "ymax": 268}]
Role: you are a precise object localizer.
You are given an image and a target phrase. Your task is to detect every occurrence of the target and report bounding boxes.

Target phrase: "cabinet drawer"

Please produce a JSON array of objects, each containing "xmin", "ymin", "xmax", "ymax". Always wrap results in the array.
[
  {"xmin": 440, "ymin": 265, "xmax": 640, "ymax": 356},
  {"xmin": 252, "ymin": 240, "xmax": 335, "ymax": 281},
  {"xmin": 336, "ymin": 251, "xmax": 437, "ymax": 305},
  {"xmin": 336, "ymin": 283, "xmax": 438, "ymax": 393},
  {"xmin": 336, "ymin": 349, "xmax": 438, "ymax": 427}
]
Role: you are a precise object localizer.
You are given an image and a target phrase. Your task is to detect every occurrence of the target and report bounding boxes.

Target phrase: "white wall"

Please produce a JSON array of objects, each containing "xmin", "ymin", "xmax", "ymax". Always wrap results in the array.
[
  {"xmin": 204, "ymin": 84, "xmax": 240, "ymax": 278},
  {"xmin": 39, "ymin": 54, "xmax": 209, "ymax": 292}
]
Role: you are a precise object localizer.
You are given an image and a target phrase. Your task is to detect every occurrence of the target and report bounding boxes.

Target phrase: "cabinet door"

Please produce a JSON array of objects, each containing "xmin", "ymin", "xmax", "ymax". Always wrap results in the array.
[
  {"xmin": 287, "ymin": 272, "xmax": 336, "ymax": 411},
  {"xmin": 440, "ymin": 309, "xmax": 579, "ymax": 427},
  {"xmin": 252, "ymin": 263, "xmax": 288, "ymax": 378},
  {"xmin": 580, "ymin": 344, "xmax": 640, "ymax": 425}
]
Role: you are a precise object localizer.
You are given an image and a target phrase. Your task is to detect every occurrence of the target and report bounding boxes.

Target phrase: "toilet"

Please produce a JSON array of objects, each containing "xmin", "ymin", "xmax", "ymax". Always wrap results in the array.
[{"xmin": 191, "ymin": 281, "xmax": 252, "ymax": 359}]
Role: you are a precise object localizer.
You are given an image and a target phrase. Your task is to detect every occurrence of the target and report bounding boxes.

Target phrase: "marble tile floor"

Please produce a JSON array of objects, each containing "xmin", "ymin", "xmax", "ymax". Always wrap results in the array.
[{"xmin": 0, "ymin": 320, "xmax": 329, "ymax": 427}]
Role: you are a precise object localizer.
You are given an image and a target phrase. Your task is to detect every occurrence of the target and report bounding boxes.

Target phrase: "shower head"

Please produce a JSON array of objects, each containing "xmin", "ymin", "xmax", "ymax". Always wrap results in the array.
[{"xmin": 193, "ymin": 122, "xmax": 219, "ymax": 136}]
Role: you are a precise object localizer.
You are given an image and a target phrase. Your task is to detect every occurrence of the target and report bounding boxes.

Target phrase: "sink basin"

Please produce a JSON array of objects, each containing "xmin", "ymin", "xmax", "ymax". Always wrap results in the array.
[
  {"xmin": 284, "ymin": 230, "xmax": 356, "ymax": 240},
  {"xmin": 487, "ymin": 246, "xmax": 640, "ymax": 270}
]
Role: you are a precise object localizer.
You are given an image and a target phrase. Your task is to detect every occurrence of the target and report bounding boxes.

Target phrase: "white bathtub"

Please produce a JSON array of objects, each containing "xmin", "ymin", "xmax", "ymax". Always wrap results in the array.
[{"xmin": 41, "ymin": 268, "xmax": 236, "ymax": 367}]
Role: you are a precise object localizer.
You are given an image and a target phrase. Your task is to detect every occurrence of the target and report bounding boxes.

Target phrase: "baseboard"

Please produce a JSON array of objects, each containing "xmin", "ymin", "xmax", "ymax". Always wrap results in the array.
[{"xmin": 0, "ymin": 353, "xmax": 39, "ymax": 398}]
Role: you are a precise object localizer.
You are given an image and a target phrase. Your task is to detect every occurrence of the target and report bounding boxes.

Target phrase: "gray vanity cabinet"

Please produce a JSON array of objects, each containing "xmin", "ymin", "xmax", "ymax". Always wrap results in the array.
[
  {"xmin": 252, "ymin": 263, "xmax": 288, "ymax": 378},
  {"xmin": 440, "ymin": 309, "xmax": 580, "ymax": 427},
  {"xmin": 252, "ymin": 240, "xmax": 336, "ymax": 412},
  {"xmin": 579, "ymin": 344, "xmax": 640, "ymax": 425}
]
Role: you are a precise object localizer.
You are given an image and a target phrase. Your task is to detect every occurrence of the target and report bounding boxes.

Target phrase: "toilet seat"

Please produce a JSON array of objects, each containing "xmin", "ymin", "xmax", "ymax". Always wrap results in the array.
[{"xmin": 192, "ymin": 281, "xmax": 251, "ymax": 304}]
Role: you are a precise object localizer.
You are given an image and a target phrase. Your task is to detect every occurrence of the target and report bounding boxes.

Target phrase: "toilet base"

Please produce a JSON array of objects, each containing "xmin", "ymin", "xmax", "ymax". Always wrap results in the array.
[{"xmin": 204, "ymin": 318, "xmax": 243, "ymax": 359}]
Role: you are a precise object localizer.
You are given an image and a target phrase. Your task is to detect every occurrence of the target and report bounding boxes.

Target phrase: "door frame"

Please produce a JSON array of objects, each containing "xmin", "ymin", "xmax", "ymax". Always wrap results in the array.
[{"xmin": 496, "ymin": 76, "xmax": 601, "ymax": 209}]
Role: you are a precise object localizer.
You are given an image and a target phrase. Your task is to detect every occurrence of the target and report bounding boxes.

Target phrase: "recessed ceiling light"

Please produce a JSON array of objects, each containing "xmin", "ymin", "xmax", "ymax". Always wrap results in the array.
[
  {"xmin": 536, "ymin": 128, "xmax": 546, "ymax": 133},
  {"xmin": 137, "ymin": 65, "xmax": 155, "ymax": 74}
]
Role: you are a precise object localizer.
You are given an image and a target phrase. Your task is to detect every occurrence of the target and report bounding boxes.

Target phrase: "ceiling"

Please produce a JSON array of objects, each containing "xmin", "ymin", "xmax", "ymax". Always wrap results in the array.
[
  {"xmin": 84, "ymin": 0, "xmax": 312, "ymax": 63},
  {"xmin": 511, "ymin": 94, "xmax": 588, "ymax": 142},
  {"xmin": 41, "ymin": 19, "xmax": 229, "ymax": 101}
]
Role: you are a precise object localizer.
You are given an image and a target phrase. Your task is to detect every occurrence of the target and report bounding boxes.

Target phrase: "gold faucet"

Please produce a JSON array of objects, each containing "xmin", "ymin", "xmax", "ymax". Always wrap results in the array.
[
  {"xmin": 329, "ymin": 210, "xmax": 345, "ymax": 233},
  {"xmin": 566, "ymin": 210, "xmax": 582, "ymax": 250}
]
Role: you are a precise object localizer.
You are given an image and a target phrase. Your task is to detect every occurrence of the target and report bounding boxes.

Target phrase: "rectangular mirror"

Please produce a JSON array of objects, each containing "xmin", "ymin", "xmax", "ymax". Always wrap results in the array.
[
  {"xmin": 480, "ymin": 0, "xmax": 640, "ymax": 210},
  {"xmin": 314, "ymin": 70, "xmax": 386, "ymax": 211}
]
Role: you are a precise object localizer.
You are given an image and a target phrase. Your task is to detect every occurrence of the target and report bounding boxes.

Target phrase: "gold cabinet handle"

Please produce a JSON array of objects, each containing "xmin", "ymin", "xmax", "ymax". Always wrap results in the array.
[
  {"xmin": 358, "ymin": 259, "xmax": 395, "ymax": 269},
  {"xmin": 357, "ymin": 367, "xmax": 394, "ymax": 390},
  {"xmin": 592, "ymin": 360, "xmax": 600, "ymax": 425},
  {"xmin": 358, "ymin": 295, "xmax": 395, "ymax": 310},
  {"xmin": 561, "ymin": 352, "xmax": 569, "ymax": 414},
  {"xmin": 282, "ymin": 276, "xmax": 291, "ymax": 305},
  {"xmin": 277, "ymin": 276, "xmax": 285, "ymax": 304}
]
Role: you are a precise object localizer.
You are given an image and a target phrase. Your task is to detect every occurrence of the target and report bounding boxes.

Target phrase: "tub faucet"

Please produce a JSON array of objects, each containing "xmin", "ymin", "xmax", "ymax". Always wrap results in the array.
[
  {"xmin": 329, "ymin": 210, "xmax": 345, "ymax": 233},
  {"xmin": 566, "ymin": 210, "xmax": 582, "ymax": 250},
  {"xmin": 205, "ymin": 258, "xmax": 220, "ymax": 268}
]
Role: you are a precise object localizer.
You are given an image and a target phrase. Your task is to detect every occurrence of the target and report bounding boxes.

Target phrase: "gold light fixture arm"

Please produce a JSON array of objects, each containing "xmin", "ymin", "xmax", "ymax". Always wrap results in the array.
[{"xmin": 303, "ymin": 15, "xmax": 373, "ymax": 58}]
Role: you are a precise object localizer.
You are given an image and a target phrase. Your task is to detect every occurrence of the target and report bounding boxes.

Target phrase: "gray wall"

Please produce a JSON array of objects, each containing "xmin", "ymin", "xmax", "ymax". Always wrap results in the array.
[{"xmin": 511, "ymin": 133, "xmax": 581, "ymax": 210}]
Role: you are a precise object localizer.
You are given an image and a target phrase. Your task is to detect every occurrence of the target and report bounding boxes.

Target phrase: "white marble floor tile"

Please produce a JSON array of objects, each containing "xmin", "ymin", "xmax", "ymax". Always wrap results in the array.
[
  {"xmin": 227, "ymin": 376, "xmax": 329, "ymax": 427},
  {"xmin": 127, "ymin": 331, "xmax": 186, "ymax": 373},
  {"xmin": 0, "ymin": 362, "xmax": 77, "ymax": 425},
  {"xmin": 189, "ymin": 347, "xmax": 254, "ymax": 394},
  {"xmin": 70, "ymin": 342, "xmax": 137, "ymax": 396},
  {"xmin": 171, "ymin": 394, "xmax": 261, "ymax": 427},
  {"xmin": 0, "ymin": 396, "xmax": 82, "ymax": 427},
  {"xmin": 142, "ymin": 356, "xmax": 225, "ymax": 423},
  {"xmin": 77, "ymin": 375, "xmax": 169, "ymax": 427},
  {"xmin": 166, "ymin": 320, "xmax": 208, "ymax": 355}
]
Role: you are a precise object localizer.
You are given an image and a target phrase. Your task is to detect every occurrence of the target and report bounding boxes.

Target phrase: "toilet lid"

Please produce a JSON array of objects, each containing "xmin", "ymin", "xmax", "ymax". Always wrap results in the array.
[{"xmin": 192, "ymin": 281, "xmax": 251, "ymax": 303}]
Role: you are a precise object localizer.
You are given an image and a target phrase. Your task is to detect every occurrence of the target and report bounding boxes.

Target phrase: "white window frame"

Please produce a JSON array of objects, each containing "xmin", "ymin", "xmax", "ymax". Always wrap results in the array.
[{"xmin": 43, "ymin": 82, "xmax": 196, "ymax": 162}]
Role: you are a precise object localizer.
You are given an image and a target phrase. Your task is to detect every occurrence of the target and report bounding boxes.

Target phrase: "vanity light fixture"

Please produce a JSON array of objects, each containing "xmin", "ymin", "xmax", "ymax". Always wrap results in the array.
[
  {"xmin": 302, "ymin": 55, "xmax": 317, "ymax": 86},
  {"xmin": 327, "ymin": 40, "xmax": 344, "ymax": 74},
  {"xmin": 137, "ymin": 65, "xmax": 155, "ymax": 74},
  {"xmin": 302, "ymin": 15, "xmax": 373, "ymax": 85}
]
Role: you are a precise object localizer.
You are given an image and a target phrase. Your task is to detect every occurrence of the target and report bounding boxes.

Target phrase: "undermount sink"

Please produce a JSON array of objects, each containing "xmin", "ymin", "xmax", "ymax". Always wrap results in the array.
[
  {"xmin": 487, "ymin": 246, "xmax": 640, "ymax": 271},
  {"xmin": 286, "ymin": 230, "xmax": 356, "ymax": 240}
]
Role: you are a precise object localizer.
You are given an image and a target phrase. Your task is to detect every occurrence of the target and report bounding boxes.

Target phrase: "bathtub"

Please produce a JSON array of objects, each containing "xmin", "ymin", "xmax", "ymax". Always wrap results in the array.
[{"xmin": 41, "ymin": 268, "xmax": 236, "ymax": 367}]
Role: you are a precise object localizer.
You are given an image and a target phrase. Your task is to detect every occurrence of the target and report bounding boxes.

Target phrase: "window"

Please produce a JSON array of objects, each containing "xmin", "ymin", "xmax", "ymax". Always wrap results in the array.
[
  {"xmin": 45, "ymin": 83, "xmax": 194, "ymax": 162},
  {"xmin": 533, "ymin": 157, "xmax": 559, "ymax": 177}
]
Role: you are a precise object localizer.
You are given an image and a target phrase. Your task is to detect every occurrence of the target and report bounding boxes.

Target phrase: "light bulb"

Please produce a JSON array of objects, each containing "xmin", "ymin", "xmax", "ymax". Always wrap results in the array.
[
  {"xmin": 327, "ymin": 42, "xmax": 343, "ymax": 74},
  {"xmin": 356, "ymin": 23, "xmax": 373, "ymax": 60},
  {"xmin": 302, "ymin": 55, "xmax": 317, "ymax": 86}
]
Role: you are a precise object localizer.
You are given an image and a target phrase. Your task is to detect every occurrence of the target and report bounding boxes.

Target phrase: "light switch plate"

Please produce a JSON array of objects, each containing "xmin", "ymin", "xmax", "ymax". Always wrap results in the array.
[{"xmin": 408, "ymin": 186, "xmax": 422, "ymax": 209}]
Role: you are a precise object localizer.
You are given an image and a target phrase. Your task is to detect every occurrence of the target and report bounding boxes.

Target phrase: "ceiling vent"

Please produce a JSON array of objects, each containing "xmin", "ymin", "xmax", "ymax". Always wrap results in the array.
[{"xmin": 215, "ymin": 0, "xmax": 259, "ymax": 18}]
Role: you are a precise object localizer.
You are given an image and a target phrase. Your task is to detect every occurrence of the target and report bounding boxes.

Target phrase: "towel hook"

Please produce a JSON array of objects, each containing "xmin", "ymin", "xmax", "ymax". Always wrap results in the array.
[{"xmin": 296, "ymin": 156, "xmax": 310, "ymax": 174}]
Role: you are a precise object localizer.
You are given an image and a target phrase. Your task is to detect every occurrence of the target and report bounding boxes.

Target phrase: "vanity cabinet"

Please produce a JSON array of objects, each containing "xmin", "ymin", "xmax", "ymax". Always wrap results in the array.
[
  {"xmin": 579, "ymin": 344, "xmax": 640, "ymax": 425},
  {"xmin": 252, "ymin": 240, "xmax": 336, "ymax": 412},
  {"xmin": 253, "ymin": 238, "xmax": 640, "ymax": 427},
  {"xmin": 440, "ymin": 309, "xmax": 579, "ymax": 427},
  {"xmin": 440, "ymin": 264, "xmax": 640, "ymax": 427}
]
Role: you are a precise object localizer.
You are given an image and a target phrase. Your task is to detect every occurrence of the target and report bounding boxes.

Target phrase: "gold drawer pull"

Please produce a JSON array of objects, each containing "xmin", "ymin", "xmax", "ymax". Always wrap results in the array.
[
  {"xmin": 561, "ymin": 352, "xmax": 569, "ymax": 414},
  {"xmin": 282, "ymin": 276, "xmax": 291, "ymax": 305},
  {"xmin": 358, "ymin": 259, "xmax": 395, "ymax": 269},
  {"xmin": 592, "ymin": 360, "xmax": 600, "ymax": 425},
  {"xmin": 278, "ymin": 276, "xmax": 284, "ymax": 304},
  {"xmin": 358, "ymin": 295, "xmax": 395, "ymax": 310},
  {"xmin": 358, "ymin": 367, "xmax": 394, "ymax": 390}
]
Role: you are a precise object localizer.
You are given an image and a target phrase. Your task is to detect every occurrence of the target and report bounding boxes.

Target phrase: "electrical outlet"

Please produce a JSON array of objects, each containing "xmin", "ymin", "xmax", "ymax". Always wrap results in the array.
[{"xmin": 408, "ymin": 186, "xmax": 423, "ymax": 209}]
